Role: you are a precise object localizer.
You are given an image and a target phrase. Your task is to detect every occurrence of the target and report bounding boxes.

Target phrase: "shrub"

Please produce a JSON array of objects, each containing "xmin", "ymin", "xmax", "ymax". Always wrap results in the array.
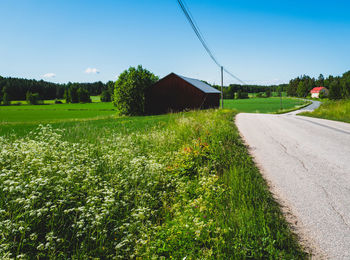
[{"xmin": 113, "ymin": 65, "xmax": 158, "ymax": 115}]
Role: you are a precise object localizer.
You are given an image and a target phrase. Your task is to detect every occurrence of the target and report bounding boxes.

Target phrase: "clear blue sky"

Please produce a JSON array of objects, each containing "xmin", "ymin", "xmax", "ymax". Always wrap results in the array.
[{"xmin": 1, "ymin": 0, "xmax": 350, "ymax": 85}]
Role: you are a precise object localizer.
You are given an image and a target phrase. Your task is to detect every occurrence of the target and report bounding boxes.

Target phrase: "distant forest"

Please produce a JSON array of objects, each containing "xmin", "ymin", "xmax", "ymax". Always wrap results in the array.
[
  {"xmin": 287, "ymin": 71, "xmax": 350, "ymax": 100},
  {"xmin": 212, "ymin": 84, "xmax": 288, "ymax": 99},
  {"xmin": 1, "ymin": 70, "xmax": 349, "ymax": 104},
  {"xmin": 0, "ymin": 76, "xmax": 114, "ymax": 102}
]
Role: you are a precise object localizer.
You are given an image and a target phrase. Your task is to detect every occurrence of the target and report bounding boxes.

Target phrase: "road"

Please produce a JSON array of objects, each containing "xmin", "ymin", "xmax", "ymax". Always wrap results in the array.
[{"xmin": 236, "ymin": 102, "xmax": 350, "ymax": 259}]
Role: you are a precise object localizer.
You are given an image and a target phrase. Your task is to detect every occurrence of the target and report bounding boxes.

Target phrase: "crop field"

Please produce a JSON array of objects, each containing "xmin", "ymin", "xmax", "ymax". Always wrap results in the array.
[
  {"xmin": 0, "ymin": 108, "xmax": 305, "ymax": 258},
  {"xmin": 299, "ymin": 99, "xmax": 350, "ymax": 123},
  {"xmin": 224, "ymin": 97, "xmax": 307, "ymax": 113}
]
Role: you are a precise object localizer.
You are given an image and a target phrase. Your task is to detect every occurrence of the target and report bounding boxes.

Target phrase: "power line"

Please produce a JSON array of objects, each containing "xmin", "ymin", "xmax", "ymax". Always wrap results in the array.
[{"xmin": 177, "ymin": 0, "xmax": 247, "ymax": 85}]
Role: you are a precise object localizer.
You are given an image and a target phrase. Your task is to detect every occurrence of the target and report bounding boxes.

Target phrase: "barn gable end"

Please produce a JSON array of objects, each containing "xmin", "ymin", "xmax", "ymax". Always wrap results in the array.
[{"xmin": 145, "ymin": 73, "xmax": 220, "ymax": 114}]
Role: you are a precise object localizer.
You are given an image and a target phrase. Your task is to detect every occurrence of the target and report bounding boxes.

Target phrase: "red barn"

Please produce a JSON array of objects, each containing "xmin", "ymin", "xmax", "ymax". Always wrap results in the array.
[{"xmin": 145, "ymin": 73, "xmax": 220, "ymax": 114}]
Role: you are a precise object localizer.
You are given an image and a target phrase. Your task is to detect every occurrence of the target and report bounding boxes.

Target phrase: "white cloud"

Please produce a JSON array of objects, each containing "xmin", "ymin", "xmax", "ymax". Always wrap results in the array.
[
  {"xmin": 42, "ymin": 73, "xmax": 56, "ymax": 79},
  {"xmin": 85, "ymin": 68, "xmax": 100, "ymax": 74}
]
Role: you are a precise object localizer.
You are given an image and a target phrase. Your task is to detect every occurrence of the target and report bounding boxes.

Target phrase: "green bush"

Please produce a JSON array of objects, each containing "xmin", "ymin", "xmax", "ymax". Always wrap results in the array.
[{"xmin": 113, "ymin": 65, "xmax": 158, "ymax": 115}]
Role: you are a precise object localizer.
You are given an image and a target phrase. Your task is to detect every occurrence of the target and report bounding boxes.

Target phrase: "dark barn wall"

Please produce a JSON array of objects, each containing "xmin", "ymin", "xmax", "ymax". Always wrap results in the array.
[
  {"xmin": 203, "ymin": 93, "xmax": 220, "ymax": 109},
  {"xmin": 145, "ymin": 74, "xmax": 219, "ymax": 114}
]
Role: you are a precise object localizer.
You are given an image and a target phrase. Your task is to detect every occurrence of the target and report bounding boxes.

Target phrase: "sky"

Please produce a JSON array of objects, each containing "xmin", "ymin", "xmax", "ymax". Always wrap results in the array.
[{"xmin": 0, "ymin": 0, "xmax": 350, "ymax": 85}]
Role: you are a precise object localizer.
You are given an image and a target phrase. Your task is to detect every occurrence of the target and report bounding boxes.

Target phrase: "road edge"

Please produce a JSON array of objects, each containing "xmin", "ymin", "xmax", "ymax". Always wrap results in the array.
[{"xmin": 234, "ymin": 114, "xmax": 328, "ymax": 259}]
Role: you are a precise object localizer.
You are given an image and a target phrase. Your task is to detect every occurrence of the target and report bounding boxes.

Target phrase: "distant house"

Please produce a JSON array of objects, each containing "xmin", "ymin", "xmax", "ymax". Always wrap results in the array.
[
  {"xmin": 145, "ymin": 73, "xmax": 220, "ymax": 114},
  {"xmin": 310, "ymin": 87, "xmax": 329, "ymax": 98}
]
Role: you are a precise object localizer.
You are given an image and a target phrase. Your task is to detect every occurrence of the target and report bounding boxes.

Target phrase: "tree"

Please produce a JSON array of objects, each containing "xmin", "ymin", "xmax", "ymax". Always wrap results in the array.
[
  {"xmin": 77, "ymin": 88, "xmax": 91, "ymax": 103},
  {"xmin": 113, "ymin": 65, "xmax": 158, "ymax": 115},
  {"xmin": 225, "ymin": 85, "xmax": 235, "ymax": 99},
  {"xmin": 106, "ymin": 81, "xmax": 115, "ymax": 101},
  {"xmin": 341, "ymin": 71, "xmax": 350, "ymax": 98},
  {"xmin": 236, "ymin": 90, "xmax": 249, "ymax": 99},
  {"xmin": 329, "ymin": 80, "xmax": 342, "ymax": 100},
  {"xmin": 2, "ymin": 92, "xmax": 10, "ymax": 105},
  {"xmin": 297, "ymin": 81, "xmax": 308, "ymax": 97},
  {"xmin": 64, "ymin": 89, "xmax": 71, "ymax": 103},
  {"xmin": 287, "ymin": 78, "xmax": 299, "ymax": 97},
  {"xmin": 100, "ymin": 90, "xmax": 111, "ymax": 102},
  {"xmin": 2, "ymin": 85, "xmax": 10, "ymax": 105},
  {"xmin": 69, "ymin": 86, "xmax": 79, "ymax": 103},
  {"xmin": 265, "ymin": 88, "xmax": 271, "ymax": 98},
  {"xmin": 317, "ymin": 74, "xmax": 324, "ymax": 86},
  {"xmin": 26, "ymin": 91, "xmax": 41, "ymax": 105}
]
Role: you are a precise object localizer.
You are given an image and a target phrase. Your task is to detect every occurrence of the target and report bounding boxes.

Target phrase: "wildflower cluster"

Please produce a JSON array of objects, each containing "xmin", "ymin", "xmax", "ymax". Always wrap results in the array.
[
  {"xmin": 0, "ymin": 110, "xmax": 305, "ymax": 259},
  {"xmin": 0, "ymin": 111, "xmax": 228, "ymax": 259}
]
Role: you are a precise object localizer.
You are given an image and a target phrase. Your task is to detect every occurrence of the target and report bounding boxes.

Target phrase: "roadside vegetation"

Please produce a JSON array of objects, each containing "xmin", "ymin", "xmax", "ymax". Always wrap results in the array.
[
  {"xmin": 299, "ymin": 99, "xmax": 350, "ymax": 123},
  {"xmin": 0, "ymin": 109, "xmax": 306, "ymax": 258}
]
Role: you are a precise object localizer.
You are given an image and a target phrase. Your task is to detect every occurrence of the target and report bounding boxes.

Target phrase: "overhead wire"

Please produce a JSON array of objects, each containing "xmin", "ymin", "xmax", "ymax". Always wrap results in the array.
[{"xmin": 177, "ymin": 0, "xmax": 247, "ymax": 85}]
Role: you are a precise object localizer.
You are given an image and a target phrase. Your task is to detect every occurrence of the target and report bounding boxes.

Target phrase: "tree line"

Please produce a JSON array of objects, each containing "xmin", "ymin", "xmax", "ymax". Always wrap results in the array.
[
  {"xmin": 287, "ymin": 71, "xmax": 350, "ymax": 100},
  {"xmin": 0, "ymin": 76, "xmax": 113, "ymax": 104},
  {"xmin": 212, "ymin": 84, "xmax": 287, "ymax": 99}
]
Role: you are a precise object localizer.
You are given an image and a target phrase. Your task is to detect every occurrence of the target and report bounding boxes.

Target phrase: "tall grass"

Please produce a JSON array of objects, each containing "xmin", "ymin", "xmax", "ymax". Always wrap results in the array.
[
  {"xmin": 0, "ymin": 110, "xmax": 306, "ymax": 258},
  {"xmin": 299, "ymin": 99, "xmax": 350, "ymax": 123}
]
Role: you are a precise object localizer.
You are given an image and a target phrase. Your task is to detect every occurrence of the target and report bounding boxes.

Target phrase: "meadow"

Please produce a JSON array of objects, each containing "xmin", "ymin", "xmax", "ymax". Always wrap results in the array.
[
  {"xmin": 299, "ymin": 99, "xmax": 350, "ymax": 123},
  {"xmin": 0, "ymin": 102, "xmax": 115, "ymax": 124},
  {"xmin": 0, "ymin": 97, "xmax": 307, "ymax": 127},
  {"xmin": 0, "ymin": 108, "xmax": 306, "ymax": 258},
  {"xmin": 223, "ymin": 97, "xmax": 307, "ymax": 113}
]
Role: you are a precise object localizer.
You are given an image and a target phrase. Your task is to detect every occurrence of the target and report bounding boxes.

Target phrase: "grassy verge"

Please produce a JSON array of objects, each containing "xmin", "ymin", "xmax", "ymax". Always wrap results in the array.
[
  {"xmin": 274, "ymin": 101, "xmax": 312, "ymax": 114},
  {"xmin": 0, "ymin": 110, "xmax": 306, "ymax": 258},
  {"xmin": 299, "ymin": 99, "xmax": 350, "ymax": 123}
]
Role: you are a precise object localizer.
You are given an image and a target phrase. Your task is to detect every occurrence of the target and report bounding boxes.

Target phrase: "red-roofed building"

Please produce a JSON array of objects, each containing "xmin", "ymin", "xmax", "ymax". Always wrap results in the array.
[{"xmin": 310, "ymin": 87, "xmax": 329, "ymax": 98}]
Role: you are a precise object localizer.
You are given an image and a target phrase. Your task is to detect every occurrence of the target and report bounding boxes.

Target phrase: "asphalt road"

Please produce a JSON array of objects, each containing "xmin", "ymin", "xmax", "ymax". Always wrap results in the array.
[{"xmin": 236, "ymin": 102, "xmax": 350, "ymax": 259}]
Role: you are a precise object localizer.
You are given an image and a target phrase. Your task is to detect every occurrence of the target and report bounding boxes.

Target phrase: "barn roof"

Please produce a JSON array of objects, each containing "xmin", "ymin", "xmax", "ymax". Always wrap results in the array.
[
  {"xmin": 310, "ymin": 87, "xmax": 326, "ymax": 93},
  {"xmin": 174, "ymin": 73, "xmax": 221, "ymax": 94}
]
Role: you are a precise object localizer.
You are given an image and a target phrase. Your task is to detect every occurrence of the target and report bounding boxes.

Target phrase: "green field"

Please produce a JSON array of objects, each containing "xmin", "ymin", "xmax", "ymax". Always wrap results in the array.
[
  {"xmin": 223, "ymin": 97, "xmax": 307, "ymax": 113},
  {"xmin": 0, "ymin": 97, "xmax": 308, "ymax": 127},
  {"xmin": 299, "ymin": 99, "xmax": 350, "ymax": 123},
  {"xmin": 0, "ymin": 109, "xmax": 305, "ymax": 258},
  {"xmin": 0, "ymin": 102, "xmax": 116, "ymax": 124}
]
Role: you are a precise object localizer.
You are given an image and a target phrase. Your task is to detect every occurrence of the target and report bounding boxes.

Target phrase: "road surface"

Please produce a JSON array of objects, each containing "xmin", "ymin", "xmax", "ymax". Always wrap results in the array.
[{"xmin": 236, "ymin": 102, "xmax": 350, "ymax": 259}]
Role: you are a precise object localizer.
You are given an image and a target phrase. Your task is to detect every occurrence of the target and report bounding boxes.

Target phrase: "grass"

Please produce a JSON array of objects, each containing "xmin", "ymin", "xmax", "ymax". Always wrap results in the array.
[
  {"xmin": 0, "ymin": 109, "xmax": 306, "ymax": 259},
  {"xmin": 299, "ymin": 99, "xmax": 350, "ymax": 123},
  {"xmin": 0, "ymin": 102, "xmax": 116, "ymax": 124},
  {"xmin": 223, "ymin": 97, "xmax": 307, "ymax": 113},
  {"xmin": 0, "ymin": 97, "xmax": 307, "ymax": 126}
]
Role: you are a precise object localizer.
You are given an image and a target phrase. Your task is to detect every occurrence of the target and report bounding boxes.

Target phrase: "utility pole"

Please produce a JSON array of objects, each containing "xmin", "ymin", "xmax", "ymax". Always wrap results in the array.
[{"xmin": 221, "ymin": 66, "xmax": 223, "ymax": 108}]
